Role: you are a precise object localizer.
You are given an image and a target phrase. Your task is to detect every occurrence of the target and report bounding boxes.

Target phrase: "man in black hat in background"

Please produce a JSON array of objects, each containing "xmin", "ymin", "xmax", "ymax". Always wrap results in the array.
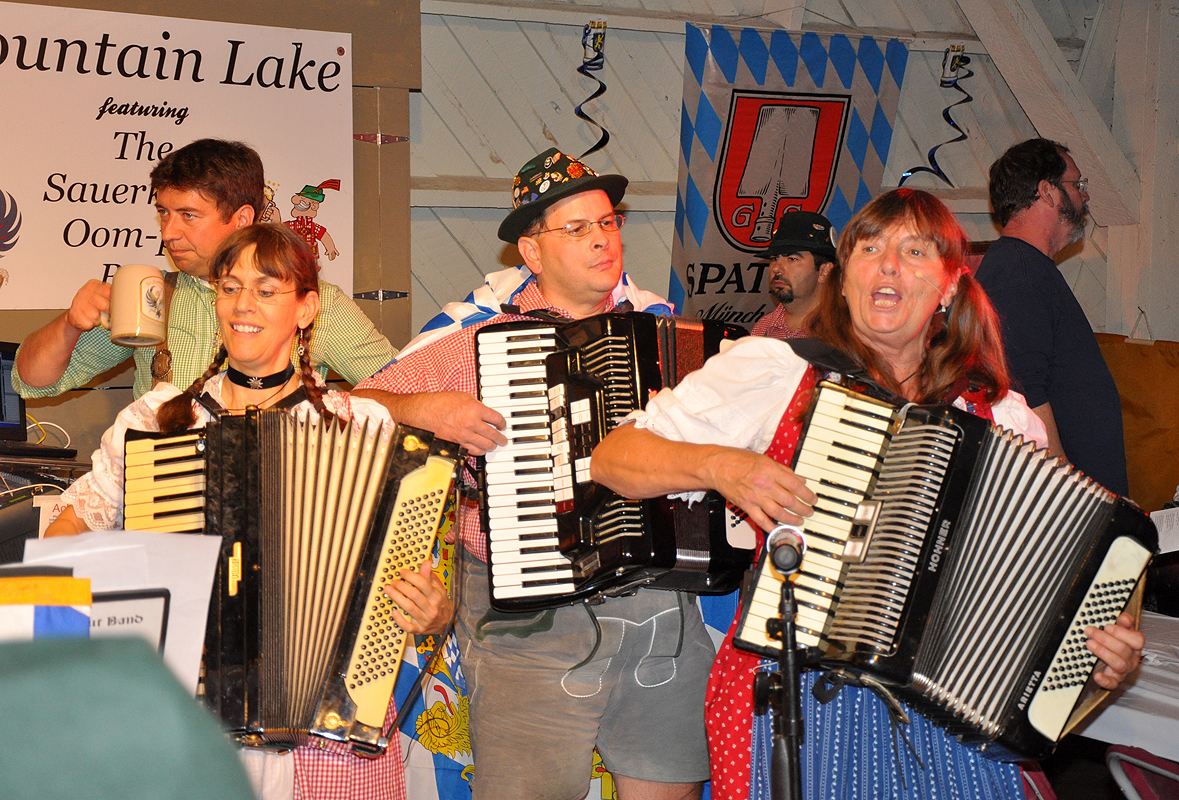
[
  {"xmin": 750, "ymin": 210, "xmax": 837, "ymax": 340},
  {"xmin": 356, "ymin": 149, "xmax": 710, "ymax": 800}
]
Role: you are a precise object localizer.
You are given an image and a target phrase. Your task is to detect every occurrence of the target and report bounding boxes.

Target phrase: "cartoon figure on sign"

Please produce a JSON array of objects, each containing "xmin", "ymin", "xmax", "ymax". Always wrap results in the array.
[
  {"xmin": 259, "ymin": 181, "xmax": 282, "ymax": 224},
  {"xmin": 284, "ymin": 180, "xmax": 341, "ymax": 262},
  {"xmin": 0, "ymin": 188, "xmax": 21, "ymax": 289}
]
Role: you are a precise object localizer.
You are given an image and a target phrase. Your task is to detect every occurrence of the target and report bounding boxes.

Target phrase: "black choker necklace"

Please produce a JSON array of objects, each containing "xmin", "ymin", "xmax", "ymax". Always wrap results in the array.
[{"xmin": 227, "ymin": 363, "xmax": 295, "ymax": 391}]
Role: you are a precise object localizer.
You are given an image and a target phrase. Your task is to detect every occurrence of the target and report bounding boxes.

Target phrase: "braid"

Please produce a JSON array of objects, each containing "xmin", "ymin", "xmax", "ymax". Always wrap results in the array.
[
  {"xmin": 157, "ymin": 345, "xmax": 229, "ymax": 435},
  {"xmin": 296, "ymin": 324, "xmax": 336, "ymax": 424}
]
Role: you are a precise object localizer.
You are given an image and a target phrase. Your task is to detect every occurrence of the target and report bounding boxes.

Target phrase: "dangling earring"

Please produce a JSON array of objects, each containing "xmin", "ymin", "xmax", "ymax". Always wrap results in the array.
[{"xmin": 297, "ymin": 326, "xmax": 309, "ymax": 357}]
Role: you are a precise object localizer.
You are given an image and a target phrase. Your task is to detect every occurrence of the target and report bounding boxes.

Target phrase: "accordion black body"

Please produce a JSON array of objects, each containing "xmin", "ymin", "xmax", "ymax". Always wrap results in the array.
[
  {"xmin": 126, "ymin": 409, "xmax": 461, "ymax": 754},
  {"xmin": 732, "ymin": 380, "xmax": 1157, "ymax": 760},
  {"xmin": 476, "ymin": 312, "xmax": 753, "ymax": 612}
]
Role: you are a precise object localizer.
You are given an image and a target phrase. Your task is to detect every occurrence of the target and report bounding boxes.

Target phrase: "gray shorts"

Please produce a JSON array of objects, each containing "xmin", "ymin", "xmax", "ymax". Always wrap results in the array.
[{"xmin": 456, "ymin": 552, "xmax": 714, "ymax": 800}]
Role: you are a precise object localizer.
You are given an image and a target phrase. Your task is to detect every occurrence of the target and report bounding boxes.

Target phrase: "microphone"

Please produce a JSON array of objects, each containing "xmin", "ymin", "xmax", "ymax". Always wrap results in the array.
[{"xmin": 767, "ymin": 524, "xmax": 806, "ymax": 574}]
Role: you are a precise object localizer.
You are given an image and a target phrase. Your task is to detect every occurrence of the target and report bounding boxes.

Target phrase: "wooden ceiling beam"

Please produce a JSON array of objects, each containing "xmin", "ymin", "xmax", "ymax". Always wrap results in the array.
[{"xmin": 954, "ymin": 0, "xmax": 1140, "ymax": 225}]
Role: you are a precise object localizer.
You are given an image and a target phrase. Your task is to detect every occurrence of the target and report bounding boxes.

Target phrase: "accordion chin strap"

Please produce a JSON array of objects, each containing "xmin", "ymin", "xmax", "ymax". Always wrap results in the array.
[{"xmin": 813, "ymin": 668, "xmax": 925, "ymax": 785}]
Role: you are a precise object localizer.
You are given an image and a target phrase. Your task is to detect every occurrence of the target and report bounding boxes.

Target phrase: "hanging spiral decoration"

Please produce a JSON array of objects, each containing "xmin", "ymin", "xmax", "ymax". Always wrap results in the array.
[
  {"xmin": 575, "ymin": 19, "xmax": 611, "ymax": 159},
  {"xmin": 899, "ymin": 45, "xmax": 974, "ymax": 188}
]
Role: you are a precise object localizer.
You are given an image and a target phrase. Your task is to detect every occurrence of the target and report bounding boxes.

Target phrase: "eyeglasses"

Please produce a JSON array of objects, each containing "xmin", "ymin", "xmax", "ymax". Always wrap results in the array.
[
  {"xmin": 535, "ymin": 214, "xmax": 626, "ymax": 238},
  {"xmin": 215, "ymin": 280, "xmax": 297, "ymax": 303},
  {"xmin": 1060, "ymin": 177, "xmax": 1088, "ymax": 194}
]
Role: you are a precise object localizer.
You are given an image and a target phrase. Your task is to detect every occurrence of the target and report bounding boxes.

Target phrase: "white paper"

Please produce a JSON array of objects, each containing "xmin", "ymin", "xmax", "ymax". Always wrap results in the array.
[
  {"xmin": 1149, "ymin": 507, "xmax": 1179, "ymax": 554},
  {"xmin": 1074, "ymin": 611, "xmax": 1179, "ymax": 760},
  {"xmin": 24, "ymin": 529, "xmax": 220, "ymax": 694}
]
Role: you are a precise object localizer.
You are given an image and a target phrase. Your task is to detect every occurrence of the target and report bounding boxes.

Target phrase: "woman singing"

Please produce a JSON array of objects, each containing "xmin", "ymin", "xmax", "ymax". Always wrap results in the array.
[{"xmin": 592, "ymin": 189, "xmax": 1143, "ymax": 799}]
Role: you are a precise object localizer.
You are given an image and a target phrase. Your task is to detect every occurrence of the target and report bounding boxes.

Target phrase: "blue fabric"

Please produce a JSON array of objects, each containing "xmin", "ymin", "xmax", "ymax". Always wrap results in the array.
[
  {"xmin": 33, "ymin": 606, "xmax": 89, "ymax": 639},
  {"xmin": 748, "ymin": 671, "xmax": 1024, "ymax": 799}
]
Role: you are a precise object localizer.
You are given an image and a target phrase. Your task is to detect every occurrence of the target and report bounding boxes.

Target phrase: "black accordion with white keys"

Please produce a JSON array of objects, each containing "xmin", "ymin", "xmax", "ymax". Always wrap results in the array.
[
  {"xmin": 732, "ymin": 380, "xmax": 1157, "ymax": 760},
  {"xmin": 475, "ymin": 312, "xmax": 753, "ymax": 612},
  {"xmin": 125, "ymin": 408, "xmax": 461, "ymax": 754}
]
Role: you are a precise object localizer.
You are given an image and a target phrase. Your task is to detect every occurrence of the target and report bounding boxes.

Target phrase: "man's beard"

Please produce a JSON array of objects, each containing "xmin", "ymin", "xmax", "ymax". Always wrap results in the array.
[
  {"xmin": 1059, "ymin": 190, "xmax": 1088, "ymax": 245},
  {"xmin": 770, "ymin": 284, "xmax": 795, "ymax": 304}
]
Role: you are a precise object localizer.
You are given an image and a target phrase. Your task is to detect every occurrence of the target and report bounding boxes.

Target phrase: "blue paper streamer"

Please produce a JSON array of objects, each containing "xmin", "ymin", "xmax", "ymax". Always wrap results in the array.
[
  {"xmin": 575, "ymin": 20, "xmax": 611, "ymax": 159},
  {"xmin": 900, "ymin": 46, "xmax": 973, "ymax": 188}
]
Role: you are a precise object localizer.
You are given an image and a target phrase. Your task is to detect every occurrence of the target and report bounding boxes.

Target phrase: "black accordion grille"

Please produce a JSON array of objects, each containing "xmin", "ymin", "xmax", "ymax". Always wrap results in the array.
[
  {"xmin": 579, "ymin": 334, "xmax": 637, "ymax": 428},
  {"xmin": 826, "ymin": 421, "xmax": 959, "ymax": 648}
]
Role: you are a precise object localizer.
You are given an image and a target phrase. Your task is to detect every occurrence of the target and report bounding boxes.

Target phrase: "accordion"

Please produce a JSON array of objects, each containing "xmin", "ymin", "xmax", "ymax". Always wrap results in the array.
[
  {"xmin": 733, "ymin": 380, "xmax": 1157, "ymax": 760},
  {"xmin": 475, "ymin": 312, "xmax": 753, "ymax": 612},
  {"xmin": 125, "ymin": 408, "xmax": 461, "ymax": 753}
]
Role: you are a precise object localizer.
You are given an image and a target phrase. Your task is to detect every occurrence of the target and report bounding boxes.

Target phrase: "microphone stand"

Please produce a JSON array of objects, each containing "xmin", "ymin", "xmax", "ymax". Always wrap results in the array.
[{"xmin": 753, "ymin": 531, "xmax": 809, "ymax": 800}]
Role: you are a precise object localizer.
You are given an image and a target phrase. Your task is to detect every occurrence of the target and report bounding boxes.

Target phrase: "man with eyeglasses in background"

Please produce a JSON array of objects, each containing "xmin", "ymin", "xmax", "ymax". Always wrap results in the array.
[
  {"xmin": 354, "ymin": 149, "xmax": 711, "ymax": 800},
  {"xmin": 975, "ymin": 137, "xmax": 1129, "ymax": 495},
  {"xmin": 12, "ymin": 138, "xmax": 395, "ymax": 401}
]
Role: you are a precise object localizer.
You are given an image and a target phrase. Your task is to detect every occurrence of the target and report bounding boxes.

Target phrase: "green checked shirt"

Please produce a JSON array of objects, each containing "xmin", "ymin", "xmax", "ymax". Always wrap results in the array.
[{"xmin": 13, "ymin": 272, "xmax": 397, "ymax": 399}]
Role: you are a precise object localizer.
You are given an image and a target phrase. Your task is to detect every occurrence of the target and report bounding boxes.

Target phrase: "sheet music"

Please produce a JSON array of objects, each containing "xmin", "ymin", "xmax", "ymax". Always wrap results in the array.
[
  {"xmin": 1149, "ymin": 507, "xmax": 1179, "ymax": 554},
  {"xmin": 23, "ymin": 530, "xmax": 220, "ymax": 694}
]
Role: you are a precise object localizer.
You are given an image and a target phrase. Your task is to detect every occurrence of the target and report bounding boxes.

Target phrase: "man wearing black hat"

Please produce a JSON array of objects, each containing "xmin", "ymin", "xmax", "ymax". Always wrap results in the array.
[
  {"xmin": 356, "ymin": 149, "xmax": 710, "ymax": 800},
  {"xmin": 750, "ymin": 210, "xmax": 837, "ymax": 340}
]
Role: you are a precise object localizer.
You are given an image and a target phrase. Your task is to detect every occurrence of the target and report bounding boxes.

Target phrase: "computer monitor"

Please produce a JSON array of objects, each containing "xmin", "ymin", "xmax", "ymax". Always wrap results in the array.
[{"xmin": 0, "ymin": 343, "xmax": 27, "ymax": 444}]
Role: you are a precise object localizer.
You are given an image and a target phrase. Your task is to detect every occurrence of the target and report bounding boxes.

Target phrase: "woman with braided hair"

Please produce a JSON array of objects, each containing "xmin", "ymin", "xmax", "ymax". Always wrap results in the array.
[{"xmin": 46, "ymin": 223, "xmax": 450, "ymax": 800}]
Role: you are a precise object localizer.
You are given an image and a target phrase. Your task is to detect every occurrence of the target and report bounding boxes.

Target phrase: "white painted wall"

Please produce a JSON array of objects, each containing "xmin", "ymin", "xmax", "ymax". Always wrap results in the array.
[{"xmin": 408, "ymin": 0, "xmax": 1174, "ymax": 339}]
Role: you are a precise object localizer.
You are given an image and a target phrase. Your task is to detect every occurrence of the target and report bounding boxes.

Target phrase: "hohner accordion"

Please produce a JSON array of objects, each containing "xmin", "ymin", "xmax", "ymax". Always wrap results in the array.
[
  {"xmin": 125, "ymin": 408, "xmax": 461, "ymax": 754},
  {"xmin": 475, "ymin": 312, "xmax": 753, "ymax": 612},
  {"xmin": 732, "ymin": 380, "xmax": 1157, "ymax": 759}
]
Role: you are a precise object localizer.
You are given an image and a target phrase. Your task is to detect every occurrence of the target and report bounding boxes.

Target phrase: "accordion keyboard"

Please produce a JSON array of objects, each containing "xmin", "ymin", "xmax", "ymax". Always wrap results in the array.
[
  {"xmin": 124, "ymin": 431, "xmax": 207, "ymax": 532},
  {"xmin": 477, "ymin": 326, "xmax": 575, "ymax": 600},
  {"xmin": 735, "ymin": 383, "xmax": 896, "ymax": 654}
]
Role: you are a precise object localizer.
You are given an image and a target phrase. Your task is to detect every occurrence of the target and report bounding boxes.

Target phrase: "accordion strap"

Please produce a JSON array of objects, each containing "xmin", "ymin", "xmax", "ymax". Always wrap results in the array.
[
  {"xmin": 195, "ymin": 386, "xmax": 309, "ymax": 416},
  {"xmin": 784, "ymin": 339, "xmax": 897, "ymax": 402}
]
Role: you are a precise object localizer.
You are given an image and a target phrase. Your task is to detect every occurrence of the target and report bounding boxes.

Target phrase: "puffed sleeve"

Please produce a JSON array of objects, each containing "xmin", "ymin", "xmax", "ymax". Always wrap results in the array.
[
  {"xmin": 982, "ymin": 389, "xmax": 1049, "ymax": 449},
  {"xmin": 58, "ymin": 383, "xmax": 185, "ymax": 530},
  {"xmin": 628, "ymin": 336, "xmax": 810, "ymax": 453}
]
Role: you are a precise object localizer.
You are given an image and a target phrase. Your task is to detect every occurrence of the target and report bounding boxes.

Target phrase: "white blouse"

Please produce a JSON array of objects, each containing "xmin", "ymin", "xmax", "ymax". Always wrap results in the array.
[{"xmin": 627, "ymin": 336, "xmax": 1048, "ymax": 503}]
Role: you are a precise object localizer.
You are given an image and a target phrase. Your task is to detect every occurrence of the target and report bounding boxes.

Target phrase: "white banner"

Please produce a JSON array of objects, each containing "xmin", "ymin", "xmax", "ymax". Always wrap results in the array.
[{"xmin": 0, "ymin": 1, "xmax": 353, "ymax": 309}]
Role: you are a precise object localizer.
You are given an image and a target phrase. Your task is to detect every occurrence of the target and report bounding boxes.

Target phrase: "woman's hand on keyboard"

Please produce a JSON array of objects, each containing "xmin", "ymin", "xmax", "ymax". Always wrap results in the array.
[{"xmin": 703, "ymin": 448, "xmax": 816, "ymax": 533}]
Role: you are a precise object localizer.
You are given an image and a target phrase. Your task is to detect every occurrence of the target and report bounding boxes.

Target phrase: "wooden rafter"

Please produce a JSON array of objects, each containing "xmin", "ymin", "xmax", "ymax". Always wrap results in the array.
[{"xmin": 954, "ymin": 0, "xmax": 1140, "ymax": 225}]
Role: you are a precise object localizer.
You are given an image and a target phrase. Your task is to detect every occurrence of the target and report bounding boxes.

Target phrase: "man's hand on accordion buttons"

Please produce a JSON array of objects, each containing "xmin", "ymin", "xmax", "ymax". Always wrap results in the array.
[
  {"xmin": 430, "ymin": 392, "xmax": 508, "ymax": 456},
  {"xmin": 705, "ymin": 447, "xmax": 816, "ymax": 534},
  {"xmin": 1086, "ymin": 612, "xmax": 1145, "ymax": 690},
  {"xmin": 383, "ymin": 559, "xmax": 453, "ymax": 636}
]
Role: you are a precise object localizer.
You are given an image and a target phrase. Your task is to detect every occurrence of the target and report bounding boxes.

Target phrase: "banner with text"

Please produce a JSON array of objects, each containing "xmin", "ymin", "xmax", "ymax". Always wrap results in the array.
[
  {"xmin": 0, "ymin": 1, "xmax": 353, "ymax": 308},
  {"xmin": 670, "ymin": 25, "xmax": 907, "ymax": 324}
]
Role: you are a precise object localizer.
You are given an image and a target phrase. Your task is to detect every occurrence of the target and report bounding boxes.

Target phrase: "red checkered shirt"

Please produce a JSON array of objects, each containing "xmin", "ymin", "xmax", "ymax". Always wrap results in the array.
[
  {"xmin": 286, "ymin": 217, "xmax": 327, "ymax": 257},
  {"xmin": 355, "ymin": 281, "xmax": 632, "ymax": 563},
  {"xmin": 750, "ymin": 303, "xmax": 807, "ymax": 340},
  {"xmin": 291, "ymin": 702, "xmax": 405, "ymax": 800}
]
